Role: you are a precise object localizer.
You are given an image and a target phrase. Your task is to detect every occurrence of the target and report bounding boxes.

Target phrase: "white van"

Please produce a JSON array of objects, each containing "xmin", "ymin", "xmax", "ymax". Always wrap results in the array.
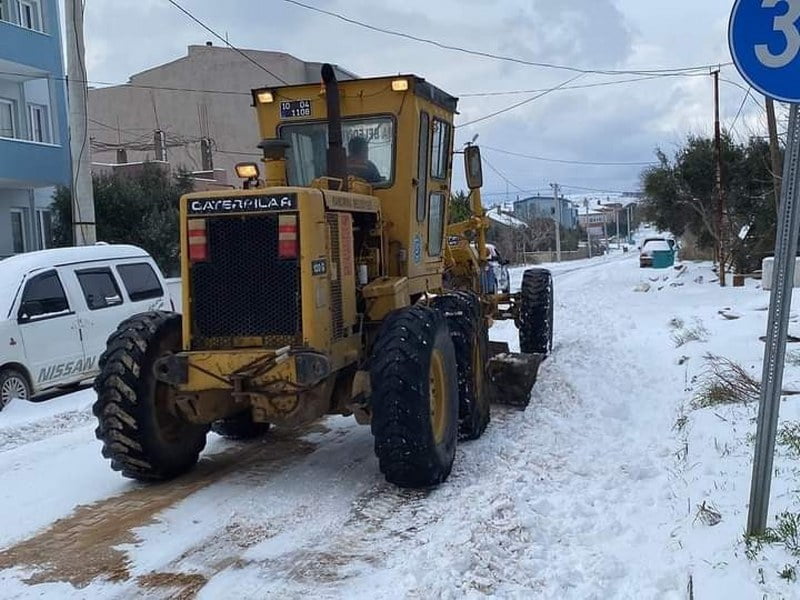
[{"xmin": 0, "ymin": 245, "xmax": 171, "ymax": 409}]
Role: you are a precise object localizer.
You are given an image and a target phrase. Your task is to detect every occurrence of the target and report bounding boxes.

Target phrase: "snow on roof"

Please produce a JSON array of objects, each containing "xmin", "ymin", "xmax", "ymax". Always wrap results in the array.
[
  {"xmin": 486, "ymin": 207, "xmax": 527, "ymax": 229},
  {"xmin": 0, "ymin": 245, "xmax": 149, "ymax": 318}
]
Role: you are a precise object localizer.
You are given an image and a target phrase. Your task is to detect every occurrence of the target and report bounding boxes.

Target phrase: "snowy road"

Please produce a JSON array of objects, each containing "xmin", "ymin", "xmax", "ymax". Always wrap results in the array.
[{"xmin": 1, "ymin": 254, "xmax": 698, "ymax": 598}]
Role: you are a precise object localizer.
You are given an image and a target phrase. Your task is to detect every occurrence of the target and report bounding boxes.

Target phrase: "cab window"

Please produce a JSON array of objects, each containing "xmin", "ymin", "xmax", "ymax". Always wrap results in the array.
[
  {"xmin": 428, "ymin": 192, "xmax": 446, "ymax": 257},
  {"xmin": 416, "ymin": 112, "xmax": 430, "ymax": 222},
  {"xmin": 117, "ymin": 263, "xmax": 163, "ymax": 302},
  {"xmin": 76, "ymin": 268, "xmax": 123, "ymax": 311},
  {"xmin": 18, "ymin": 271, "xmax": 69, "ymax": 320},
  {"xmin": 430, "ymin": 119, "xmax": 451, "ymax": 180},
  {"xmin": 279, "ymin": 117, "xmax": 394, "ymax": 187}
]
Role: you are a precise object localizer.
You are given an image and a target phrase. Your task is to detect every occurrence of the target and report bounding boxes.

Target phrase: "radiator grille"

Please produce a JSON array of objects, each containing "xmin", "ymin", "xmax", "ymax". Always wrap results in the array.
[
  {"xmin": 191, "ymin": 215, "xmax": 301, "ymax": 348},
  {"xmin": 327, "ymin": 213, "xmax": 344, "ymax": 339}
]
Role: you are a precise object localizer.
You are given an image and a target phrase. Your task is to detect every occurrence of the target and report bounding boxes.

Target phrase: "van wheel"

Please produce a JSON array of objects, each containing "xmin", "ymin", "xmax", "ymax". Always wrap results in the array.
[
  {"xmin": 370, "ymin": 305, "xmax": 459, "ymax": 488},
  {"xmin": 0, "ymin": 368, "xmax": 31, "ymax": 411},
  {"xmin": 93, "ymin": 311, "xmax": 209, "ymax": 481}
]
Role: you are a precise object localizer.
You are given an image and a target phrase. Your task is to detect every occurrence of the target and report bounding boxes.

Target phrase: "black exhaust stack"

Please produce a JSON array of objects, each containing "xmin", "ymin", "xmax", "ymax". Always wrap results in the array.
[{"xmin": 322, "ymin": 63, "xmax": 348, "ymax": 191}]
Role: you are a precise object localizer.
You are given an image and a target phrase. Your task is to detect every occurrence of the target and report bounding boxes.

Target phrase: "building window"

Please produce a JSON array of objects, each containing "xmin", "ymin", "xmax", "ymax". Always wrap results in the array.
[
  {"xmin": 11, "ymin": 208, "xmax": 27, "ymax": 253},
  {"xmin": 36, "ymin": 209, "xmax": 51, "ymax": 249},
  {"xmin": 28, "ymin": 104, "xmax": 50, "ymax": 143},
  {"xmin": 17, "ymin": 0, "xmax": 42, "ymax": 31},
  {"xmin": 0, "ymin": 98, "xmax": 15, "ymax": 138},
  {"xmin": 0, "ymin": 0, "xmax": 6, "ymax": 22}
]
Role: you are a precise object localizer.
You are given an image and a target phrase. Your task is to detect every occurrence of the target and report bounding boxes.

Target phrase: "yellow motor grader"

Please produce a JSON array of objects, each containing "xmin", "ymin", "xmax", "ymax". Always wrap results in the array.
[{"xmin": 93, "ymin": 65, "xmax": 553, "ymax": 488}]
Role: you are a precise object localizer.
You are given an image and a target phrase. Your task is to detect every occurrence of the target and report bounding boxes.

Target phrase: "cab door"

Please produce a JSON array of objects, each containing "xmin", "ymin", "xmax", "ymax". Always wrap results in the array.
[
  {"xmin": 426, "ymin": 117, "xmax": 452, "ymax": 260},
  {"xmin": 16, "ymin": 270, "xmax": 85, "ymax": 390}
]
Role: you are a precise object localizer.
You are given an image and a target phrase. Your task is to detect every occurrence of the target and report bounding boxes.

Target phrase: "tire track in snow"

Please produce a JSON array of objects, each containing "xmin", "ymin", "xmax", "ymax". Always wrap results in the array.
[{"xmin": 0, "ymin": 430, "xmax": 317, "ymax": 590}]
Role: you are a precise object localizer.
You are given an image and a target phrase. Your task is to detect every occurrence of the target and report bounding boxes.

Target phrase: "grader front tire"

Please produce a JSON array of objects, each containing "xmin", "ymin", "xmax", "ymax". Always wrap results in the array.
[
  {"xmin": 370, "ymin": 305, "xmax": 459, "ymax": 488},
  {"xmin": 93, "ymin": 311, "xmax": 209, "ymax": 481}
]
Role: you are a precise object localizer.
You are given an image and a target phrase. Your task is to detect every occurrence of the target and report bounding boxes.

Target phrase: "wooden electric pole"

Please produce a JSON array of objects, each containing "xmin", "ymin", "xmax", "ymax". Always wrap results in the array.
[
  {"xmin": 712, "ymin": 67, "xmax": 727, "ymax": 287},
  {"xmin": 65, "ymin": 0, "xmax": 97, "ymax": 245}
]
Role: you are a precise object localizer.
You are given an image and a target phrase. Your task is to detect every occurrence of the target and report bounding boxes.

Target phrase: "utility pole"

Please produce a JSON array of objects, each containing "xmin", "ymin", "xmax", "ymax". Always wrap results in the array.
[
  {"xmin": 584, "ymin": 198, "xmax": 592, "ymax": 259},
  {"xmin": 65, "ymin": 0, "xmax": 96, "ymax": 245},
  {"xmin": 626, "ymin": 204, "xmax": 632, "ymax": 244},
  {"xmin": 712, "ymin": 67, "xmax": 727, "ymax": 286},
  {"xmin": 615, "ymin": 206, "xmax": 621, "ymax": 249},
  {"xmin": 550, "ymin": 183, "xmax": 562, "ymax": 262},
  {"xmin": 766, "ymin": 97, "xmax": 784, "ymax": 214}
]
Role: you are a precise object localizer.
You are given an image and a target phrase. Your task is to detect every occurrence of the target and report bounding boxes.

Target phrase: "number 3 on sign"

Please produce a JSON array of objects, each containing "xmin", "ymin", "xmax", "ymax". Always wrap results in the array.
[{"xmin": 757, "ymin": 0, "xmax": 800, "ymax": 68}]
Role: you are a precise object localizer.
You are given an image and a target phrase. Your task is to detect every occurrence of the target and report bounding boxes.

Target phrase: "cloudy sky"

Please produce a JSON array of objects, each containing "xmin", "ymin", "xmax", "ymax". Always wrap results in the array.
[{"xmin": 81, "ymin": 0, "xmax": 768, "ymax": 201}]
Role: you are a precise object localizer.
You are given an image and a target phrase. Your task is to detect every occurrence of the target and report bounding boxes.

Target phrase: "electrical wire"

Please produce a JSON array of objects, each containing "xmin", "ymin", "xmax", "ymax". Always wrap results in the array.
[
  {"xmin": 280, "ymin": 0, "xmax": 731, "ymax": 77},
  {"xmin": 482, "ymin": 145, "xmax": 657, "ymax": 167},
  {"xmin": 459, "ymin": 73, "xmax": 709, "ymax": 97},
  {"xmin": 729, "ymin": 87, "xmax": 750, "ymax": 138},
  {"xmin": 456, "ymin": 74, "xmax": 584, "ymax": 129},
  {"xmin": 481, "ymin": 155, "xmax": 526, "ymax": 194},
  {"xmin": 164, "ymin": 0, "xmax": 289, "ymax": 84}
]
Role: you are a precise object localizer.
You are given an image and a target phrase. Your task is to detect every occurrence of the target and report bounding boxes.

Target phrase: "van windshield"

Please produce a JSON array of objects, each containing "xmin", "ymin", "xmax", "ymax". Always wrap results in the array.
[{"xmin": 279, "ymin": 117, "xmax": 394, "ymax": 187}]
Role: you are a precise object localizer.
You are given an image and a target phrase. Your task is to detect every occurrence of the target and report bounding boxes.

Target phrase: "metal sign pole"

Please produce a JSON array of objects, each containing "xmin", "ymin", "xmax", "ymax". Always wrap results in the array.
[{"xmin": 747, "ymin": 104, "xmax": 800, "ymax": 536}]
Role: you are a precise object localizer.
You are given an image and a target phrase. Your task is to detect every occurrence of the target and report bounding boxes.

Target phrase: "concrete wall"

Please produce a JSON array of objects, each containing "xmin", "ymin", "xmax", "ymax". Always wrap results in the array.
[{"xmin": 88, "ymin": 45, "xmax": 355, "ymax": 186}]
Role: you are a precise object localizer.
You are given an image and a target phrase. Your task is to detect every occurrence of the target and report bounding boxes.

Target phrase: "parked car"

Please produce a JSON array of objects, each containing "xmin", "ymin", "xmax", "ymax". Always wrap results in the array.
[
  {"xmin": 0, "ymin": 245, "xmax": 171, "ymax": 410},
  {"xmin": 639, "ymin": 238, "xmax": 675, "ymax": 268},
  {"xmin": 486, "ymin": 243, "xmax": 511, "ymax": 293}
]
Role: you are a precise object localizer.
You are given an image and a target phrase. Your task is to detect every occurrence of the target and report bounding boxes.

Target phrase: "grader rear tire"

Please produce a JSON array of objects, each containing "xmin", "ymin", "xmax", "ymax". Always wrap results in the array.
[
  {"xmin": 212, "ymin": 413, "xmax": 271, "ymax": 440},
  {"xmin": 431, "ymin": 291, "xmax": 490, "ymax": 440},
  {"xmin": 519, "ymin": 269, "xmax": 554, "ymax": 355},
  {"xmin": 370, "ymin": 305, "xmax": 459, "ymax": 488},
  {"xmin": 93, "ymin": 311, "xmax": 209, "ymax": 481}
]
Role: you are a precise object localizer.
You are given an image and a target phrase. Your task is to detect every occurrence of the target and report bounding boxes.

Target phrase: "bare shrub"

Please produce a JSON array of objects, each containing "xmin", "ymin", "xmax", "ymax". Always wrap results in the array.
[{"xmin": 693, "ymin": 354, "xmax": 760, "ymax": 408}]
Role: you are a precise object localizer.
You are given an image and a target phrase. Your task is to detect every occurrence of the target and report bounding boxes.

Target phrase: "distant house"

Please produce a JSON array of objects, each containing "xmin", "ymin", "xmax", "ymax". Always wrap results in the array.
[
  {"xmin": 513, "ymin": 195, "xmax": 578, "ymax": 230},
  {"xmin": 485, "ymin": 206, "xmax": 528, "ymax": 262}
]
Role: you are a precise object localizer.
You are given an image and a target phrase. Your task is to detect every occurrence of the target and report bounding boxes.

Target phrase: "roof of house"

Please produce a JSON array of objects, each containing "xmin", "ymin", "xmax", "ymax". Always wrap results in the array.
[{"xmin": 486, "ymin": 207, "xmax": 527, "ymax": 229}]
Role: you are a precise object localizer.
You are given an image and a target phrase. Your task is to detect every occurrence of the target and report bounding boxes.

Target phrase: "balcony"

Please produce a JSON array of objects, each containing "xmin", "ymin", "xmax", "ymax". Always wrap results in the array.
[{"xmin": 0, "ymin": 1, "xmax": 62, "ymax": 75}]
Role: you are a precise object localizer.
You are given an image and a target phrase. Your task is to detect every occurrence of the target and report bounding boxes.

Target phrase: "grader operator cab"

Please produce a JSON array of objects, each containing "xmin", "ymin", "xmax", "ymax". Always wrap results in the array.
[{"xmin": 93, "ymin": 65, "xmax": 553, "ymax": 488}]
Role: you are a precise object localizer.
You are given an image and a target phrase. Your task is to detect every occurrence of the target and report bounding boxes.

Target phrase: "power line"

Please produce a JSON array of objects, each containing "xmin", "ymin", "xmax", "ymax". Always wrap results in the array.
[
  {"xmin": 459, "ymin": 72, "xmax": 710, "ymax": 97},
  {"xmin": 457, "ymin": 74, "xmax": 584, "ymax": 129},
  {"xmin": 280, "ymin": 0, "xmax": 731, "ymax": 77},
  {"xmin": 729, "ymin": 87, "xmax": 750, "ymax": 138},
  {"xmin": 720, "ymin": 77, "xmax": 768, "ymax": 114},
  {"xmin": 482, "ymin": 145, "xmax": 656, "ymax": 167},
  {"xmin": 482, "ymin": 155, "xmax": 526, "ymax": 194},
  {"xmin": 164, "ymin": 0, "xmax": 289, "ymax": 84}
]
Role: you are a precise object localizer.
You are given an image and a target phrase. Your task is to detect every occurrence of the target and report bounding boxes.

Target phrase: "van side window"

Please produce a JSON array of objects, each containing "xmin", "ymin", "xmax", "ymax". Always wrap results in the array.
[
  {"xmin": 76, "ymin": 269, "xmax": 124, "ymax": 311},
  {"xmin": 19, "ymin": 271, "xmax": 69, "ymax": 320},
  {"xmin": 117, "ymin": 263, "xmax": 163, "ymax": 302}
]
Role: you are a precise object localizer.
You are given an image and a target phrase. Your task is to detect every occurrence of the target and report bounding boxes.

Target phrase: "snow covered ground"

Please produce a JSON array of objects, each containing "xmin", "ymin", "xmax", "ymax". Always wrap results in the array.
[{"xmin": 1, "ymin": 253, "xmax": 798, "ymax": 598}]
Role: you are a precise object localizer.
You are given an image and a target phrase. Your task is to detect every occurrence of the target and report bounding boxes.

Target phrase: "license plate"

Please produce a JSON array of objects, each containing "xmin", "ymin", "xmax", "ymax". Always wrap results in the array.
[{"xmin": 280, "ymin": 100, "xmax": 312, "ymax": 119}]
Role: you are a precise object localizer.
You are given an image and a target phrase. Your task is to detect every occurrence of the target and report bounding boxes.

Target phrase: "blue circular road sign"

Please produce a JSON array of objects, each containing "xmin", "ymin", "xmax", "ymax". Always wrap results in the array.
[{"xmin": 730, "ymin": 0, "xmax": 800, "ymax": 103}]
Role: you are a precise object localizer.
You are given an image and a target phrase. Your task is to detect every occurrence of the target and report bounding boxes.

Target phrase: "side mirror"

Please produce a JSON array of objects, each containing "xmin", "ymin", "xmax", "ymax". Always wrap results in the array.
[
  {"xmin": 18, "ymin": 300, "xmax": 44, "ymax": 322},
  {"xmin": 464, "ymin": 145, "xmax": 483, "ymax": 190}
]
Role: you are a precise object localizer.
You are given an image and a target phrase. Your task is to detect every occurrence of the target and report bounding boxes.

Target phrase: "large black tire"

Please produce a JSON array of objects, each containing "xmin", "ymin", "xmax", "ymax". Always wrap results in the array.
[
  {"xmin": 370, "ymin": 305, "xmax": 459, "ymax": 488},
  {"xmin": 211, "ymin": 413, "xmax": 270, "ymax": 440},
  {"xmin": 93, "ymin": 311, "xmax": 209, "ymax": 481},
  {"xmin": 519, "ymin": 268, "xmax": 554, "ymax": 355},
  {"xmin": 431, "ymin": 291, "xmax": 490, "ymax": 440},
  {"xmin": 0, "ymin": 367, "xmax": 31, "ymax": 411}
]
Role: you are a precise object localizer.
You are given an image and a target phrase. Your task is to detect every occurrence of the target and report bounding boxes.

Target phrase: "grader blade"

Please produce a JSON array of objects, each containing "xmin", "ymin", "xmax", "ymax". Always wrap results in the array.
[{"xmin": 486, "ymin": 342, "xmax": 544, "ymax": 409}]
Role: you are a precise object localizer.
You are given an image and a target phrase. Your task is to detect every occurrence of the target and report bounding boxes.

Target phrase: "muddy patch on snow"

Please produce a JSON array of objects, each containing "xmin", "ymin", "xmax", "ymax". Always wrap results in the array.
[
  {"xmin": 0, "ymin": 430, "xmax": 316, "ymax": 589},
  {"xmin": 137, "ymin": 571, "xmax": 208, "ymax": 599}
]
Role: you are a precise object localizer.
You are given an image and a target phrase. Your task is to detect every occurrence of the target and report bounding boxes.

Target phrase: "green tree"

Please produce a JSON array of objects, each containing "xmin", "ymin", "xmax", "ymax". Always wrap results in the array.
[
  {"xmin": 52, "ymin": 164, "xmax": 193, "ymax": 276},
  {"xmin": 641, "ymin": 134, "xmax": 777, "ymax": 272},
  {"xmin": 449, "ymin": 190, "xmax": 472, "ymax": 224}
]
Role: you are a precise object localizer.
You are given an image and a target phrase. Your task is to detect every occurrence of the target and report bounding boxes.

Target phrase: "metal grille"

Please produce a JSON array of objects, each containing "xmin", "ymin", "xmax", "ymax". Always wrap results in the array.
[
  {"xmin": 327, "ymin": 213, "xmax": 344, "ymax": 339},
  {"xmin": 191, "ymin": 215, "xmax": 301, "ymax": 347}
]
